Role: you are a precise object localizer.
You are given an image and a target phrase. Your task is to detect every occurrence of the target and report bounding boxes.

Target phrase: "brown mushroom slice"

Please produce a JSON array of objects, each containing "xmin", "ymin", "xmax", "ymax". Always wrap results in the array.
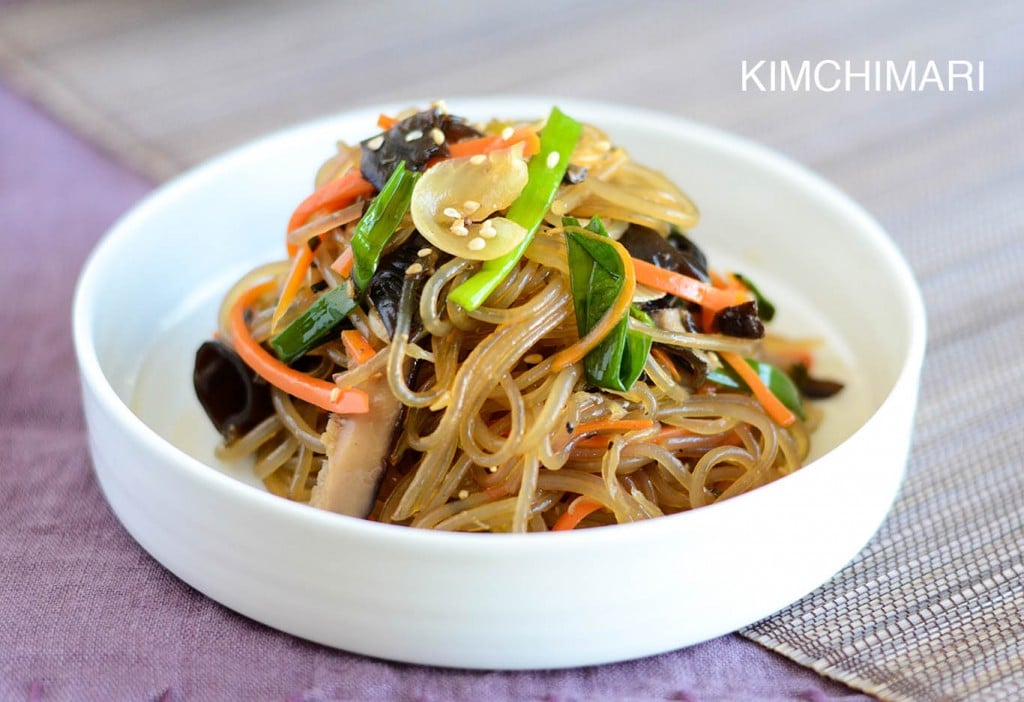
[{"xmin": 310, "ymin": 376, "xmax": 403, "ymax": 518}]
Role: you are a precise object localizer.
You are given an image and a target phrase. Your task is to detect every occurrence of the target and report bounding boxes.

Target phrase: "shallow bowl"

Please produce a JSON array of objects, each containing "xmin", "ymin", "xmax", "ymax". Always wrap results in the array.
[{"xmin": 73, "ymin": 97, "xmax": 926, "ymax": 669}]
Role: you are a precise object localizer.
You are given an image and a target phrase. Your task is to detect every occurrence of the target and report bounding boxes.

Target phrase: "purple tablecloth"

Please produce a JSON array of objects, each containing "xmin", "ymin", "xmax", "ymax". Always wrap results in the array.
[{"xmin": 0, "ymin": 84, "xmax": 873, "ymax": 701}]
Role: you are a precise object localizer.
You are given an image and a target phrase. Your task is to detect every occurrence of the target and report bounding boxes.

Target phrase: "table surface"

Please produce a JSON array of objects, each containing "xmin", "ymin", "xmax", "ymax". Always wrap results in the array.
[{"xmin": 2, "ymin": 1, "xmax": 1021, "ymax": 700}]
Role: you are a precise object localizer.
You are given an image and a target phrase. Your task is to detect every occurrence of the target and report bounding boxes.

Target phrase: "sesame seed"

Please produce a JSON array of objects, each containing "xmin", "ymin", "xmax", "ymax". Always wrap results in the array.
[
  {"xmin": 442, "ymin": 206, "xmax": 462, "ymax": 219},
  {"xmin": 417, "ymin": 247, "xmax": 433, "ymax": 258},
  {"xmin": 330, "ymin": 387, "xmax": 341, "ymax": 402},
  {"xmin": 546, "ymin": 151, "xmax": 560, "ymax": 168},
  {"xmin": 450, "ymin": 223, "xmax": 469, "ymax": 236},
  {"xmin": 404, "ymin": 129, "xmax": 423, "ymax": 142},
  {"xmin": 462, "ymin": 200, "xmax": 480, "ymax": 213},
  {"xmin": 467, "ymin": 237, "xmax": 486, "ymax": 251},
  {"xmin": 486, "ymin": 466, "xmax": 498, "ymax": 473},
  {"xmin": 366, "ymin": 135, "xmax": 384, "ymax": 151},
  {"xmin": 479, "ymin": 220, "xmax": 497, "ymax": 238},
  {"xmin": 595, "ymin": 140, "xmax": 612, "ymax": 152},
  {"xmin": 470, "ymin": 154, "xmax": 486, "ymax": 165},
  {"xmin": 551, "ymin": 199, "xmax": 568, "ymax": 216},
  {"xmin": 458, "ymin": 489, "xmax": 469, "ymax": 500},
  {"xmin": 524, "ymin": 353, "xmax": 543, "ymax": 364},
  {"xmin": 406, "ymin": 262, "xmax": 423, "ymax": 276},
  {"xmin": 430, "ymin": 128, "xmax": 445, "ymax": 145},
  {"xmin": 500, "ymin": 126, "xmax": 514, "ymax": 141},
  {"xmin": 432, "ymin": 99, "xmax": 449, "ymax": 114}
]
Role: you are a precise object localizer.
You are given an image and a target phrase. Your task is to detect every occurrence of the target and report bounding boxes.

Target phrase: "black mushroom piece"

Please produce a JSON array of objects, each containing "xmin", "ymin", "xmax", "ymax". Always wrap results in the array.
[
  {"xmin": 193, "ymin": 341, "xmax": 274, "ymax": 441},
  {"xmin": 619, "ymin": 225, "xmax": 711, "ymax": 312},
  {"xmin": 360, "ymin": 108, "xmax": 483, "ymax": 190},
  {"xmin": 714, "ymin": 300, "xmax": 765, "ymax": 339},
  {"xmin": 790, "ymin": 363, "xmax": 845, "ymax": 399},
  {"xmin": 368, "ymin": 232, "xmax": 450, "ymax": 338}
]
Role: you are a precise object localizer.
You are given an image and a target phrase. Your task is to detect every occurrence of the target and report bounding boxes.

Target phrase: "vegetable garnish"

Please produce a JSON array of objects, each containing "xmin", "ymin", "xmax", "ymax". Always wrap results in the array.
[
  {"xmin": 448, "ymin": 107, "xmax": 583, "ymax": 311},
  {"xmin": 350, "ymin": 162, "xmax": 420, "ymax": 292},
  {"xmin": 733, "ymin": 272, "xmax": 776, "ymax": 321},
  {"xmin": 286, "ymin": 170, "xmax": 375, "ymax": 254},
  {"xmin": 552, "ymin": 496, "xmax": 605, "ymax": 531},
  {"xmin": 559, "ymin": 216, "xmax": 651, "ymax": 390},
  {"xmin": 330, "ymin": 247, "xmax": 354, "ymax": 277},
  {"xmin": 446, "ymin": 126, "xmax": 540, "ymax": 160},
  {"xmin": 632, "ymin": 258, "xmax": 747, "ymax": 312},
  {"xmin": 269, "ymin": 284, "xmax": 359, "ymax": 365},
  {"xmin": 270, "ymin": 241, "xmax": 316, "ymax": 333},
  {"xmin": 714, "ymin": 352, "xmax": 801, "ymax": 426},
  {"xmin": 229, "ymin": 281, "xmax": 369, "ymax": 414},
  {"xmin": 341, "ymin": 329, "xmax": 377, "ymax": 366},
  {"xmin": 570, "ymin": 419, "xmax": 657, "ymax": 448}
]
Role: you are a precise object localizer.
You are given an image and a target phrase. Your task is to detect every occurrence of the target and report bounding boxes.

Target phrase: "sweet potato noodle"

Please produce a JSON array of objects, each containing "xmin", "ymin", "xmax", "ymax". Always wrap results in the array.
[{"xmin": 194, "ymin": 104, "xmax": 840, "ymax": 533}]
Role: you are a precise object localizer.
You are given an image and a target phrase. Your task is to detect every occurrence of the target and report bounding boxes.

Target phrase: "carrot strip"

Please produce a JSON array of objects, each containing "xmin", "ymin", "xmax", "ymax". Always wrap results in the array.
[
  {"xmin": 632, "ymin": 258, "xmax": 746, "ymax": 313},
  {"xmin": 271, "ymin": 242, "xmax": 316, "ymax": 333},
  {"xmin": 552, "ymin": 496, "xmax": 604, "ymax": 531},
  {"xmin": 341, "ymin": 329, "xmax": 376, "ymax": 366},
  {"xmin": 330, "ymin": 247, "xmax": 354, "ymax": 277},
  {"xmin": 377, "ymin": 113, "xmax": 397, "ymax": 129},
  {"xmin": 229, "ymin": 281, "xmax": 369, "ymax": 415},
  {"xmin": 551, "ymin": 236, "xmax": 636, "ymax": 371},
  {"xmin": 650, "ymin": 347, "xmax": 682, "ymax": 382},
  {"xmin": 720, "ymin": 351, "xmax": 796, "ymax": 427},
  {"xmin": 286, "ymin": 170, "xmax": 375, "ymax": 254},
  {"xmin": 447, "ymin": 127, "xmax": 540, "ymax": 159},
  {"xmin": 654, "ymin": 426, "xmax": 693, "ymax": 442}
]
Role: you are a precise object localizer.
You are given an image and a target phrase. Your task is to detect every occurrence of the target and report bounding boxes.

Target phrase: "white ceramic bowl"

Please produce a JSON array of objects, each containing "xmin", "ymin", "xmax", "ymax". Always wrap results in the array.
[{"xmin": 73, "ymin": 97, "xmax": 925, "ymax": 669}]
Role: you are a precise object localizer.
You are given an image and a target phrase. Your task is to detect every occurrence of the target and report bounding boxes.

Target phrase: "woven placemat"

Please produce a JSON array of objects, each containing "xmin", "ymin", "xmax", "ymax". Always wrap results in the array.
[{"xmin": 2, "ymin": 1, "xmax": 1022, "ymax": 699}]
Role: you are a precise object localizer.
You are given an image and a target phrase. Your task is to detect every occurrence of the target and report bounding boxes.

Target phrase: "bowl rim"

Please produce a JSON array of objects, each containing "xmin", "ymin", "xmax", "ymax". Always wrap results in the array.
[{"xmin": 72, "ymin": 95, "xmax": 927, "ymax": 551}]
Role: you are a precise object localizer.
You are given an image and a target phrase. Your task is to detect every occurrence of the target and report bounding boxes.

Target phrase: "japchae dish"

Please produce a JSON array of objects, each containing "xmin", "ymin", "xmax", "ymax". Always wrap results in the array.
[{"xmin": 193, "ymin": 103, "xmax": 843, "ymax": 532}]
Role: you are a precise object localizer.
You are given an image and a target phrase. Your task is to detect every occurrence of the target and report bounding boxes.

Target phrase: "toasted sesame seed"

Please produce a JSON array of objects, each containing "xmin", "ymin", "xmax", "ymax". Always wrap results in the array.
[
  {"xmin": 458, "ymin": 489, "xmax": 470, "ymax": 500},
  {"xmin": 404, "ymin": 129, "xmax": 424, "ymax": 142},
  {"xmin": 442, "ymin": 206, "xmax": 462, "ymax": 219},
  {"xmin": 486, "ymin": 466, "xmax": 498, "ymax": 473},
  {"xmin": 406, "ymin": 262, "xmax": 423, "ymax": 276},
  {"xmin": 595, "ymin": 140, "xmax": 612, "ymax": 152},
  {"xmin": 430, "ymin": 128, "xmax": 445, "ymax": 145},
  {"xmin": 432, "ymin": 99, "xmax": 449, "ymax": 114},
  {"xmin": 366, "ymin": 135, "xmax": 384, "ymax": 151},
  {"xmin": 330, "ymin": 387, "xmax": 341, "ymax": 402},
  {"xmin": 546, "ymin": 151, "xmax": 560, "ymax": 168},
  {"xmin": 470, "ymin": 154, "xmax": 486, "ymax": 165},
  {"xmin": 417, "ymin": 247, "xmax": 433, "ymax": 258},
  {"xmin": 479, "ymin": 220, "xmax": 497, "ymax": 238},
  {"xmin": 551, "ymin": 199, "xmax": 568, "ymax": 216},
  {"xmin": 462, "ymin": 200, "xmax": 480, "ymax": 213},
  {"xmin": 450, "ymin": 223, "xmax": 469, "ymax": 236},
  {"xmin": 524, "ymin": 353, "xmax": 543, "ymax": 364},
  {"xmin": 467, "ymin": 237, "xmax": 486, "ymax": 251},
  {"xmin": 500, "ymin": 126, "xmax": 514, "ymax": 141}
]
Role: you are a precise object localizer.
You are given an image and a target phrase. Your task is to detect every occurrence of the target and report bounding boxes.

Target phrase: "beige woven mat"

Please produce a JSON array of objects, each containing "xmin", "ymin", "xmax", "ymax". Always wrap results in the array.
[{"xmin": 3, "ymin": 1, "xmax": 1022, "ymax": 699}]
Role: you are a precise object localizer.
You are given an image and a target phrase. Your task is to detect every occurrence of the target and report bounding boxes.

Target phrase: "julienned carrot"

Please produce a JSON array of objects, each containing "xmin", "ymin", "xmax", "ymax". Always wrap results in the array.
[
  {"xmin": 271, "ymin": 242, "xmax": 316, "ymax": 333},
  {"xmin": 650, "ymin": 347, "xmax": 681, "ymax": 382},
  {"xmin": 286, "ymin": 170, "xmax": 375, "ymax": 253},
  {"xmin": 377, "ymin": 113, "xmax": 397, "ymax": 129},
  {"xmin": 447, "ymin": 126, "xmax": 540, "ymax": 159},
  {"xmin": 632, "ymin": 258, "xmax": 747, "ymax": 313},
  {"xmin": 570, "ymin": 419, "xmax": 656, "ymax": 449},
  {"xmin": 719, "ymin": 351, "xmax": 796, "ymax": 427},
  {"xmin": 552, "ymin": 496, "xmax": 604, "ymax": 531},
  {"xmin": 341, "ymin": 329, "xmax": 376, "ymax": 366},
  {"xmin": 551, "ymin": 235, "xmax": 636, "ymax": 371},
  {"xmin": 330, "ymin": 247, "xmax": 354, "ymax": 277},
  {"xmin": 230, "ymin": 281, "xmax": 369, "ymax": 415}
]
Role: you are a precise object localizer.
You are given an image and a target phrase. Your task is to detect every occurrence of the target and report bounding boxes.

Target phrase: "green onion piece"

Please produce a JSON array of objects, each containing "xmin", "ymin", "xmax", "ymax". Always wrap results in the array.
[
  {"xmin": 448, "ymin": 106, "xmax": 583, "ymax": 310},
  {"xmin": 269, "ymin": 285, "xmax": 358, "ymax": 365},
  {"xmin": 707, "ymin": 358, "xmax": 805, "ymax": 420},
  {"xmin": 564, "ymin": 215, "xmax": 652, "ymax": 391},
  {"xmin": 351, "ymin": 162, "xmax": 420, "ymax": 292},
  {"xmin": 733, "ymin": 272, "xmax": 776, "ymax": 321}
]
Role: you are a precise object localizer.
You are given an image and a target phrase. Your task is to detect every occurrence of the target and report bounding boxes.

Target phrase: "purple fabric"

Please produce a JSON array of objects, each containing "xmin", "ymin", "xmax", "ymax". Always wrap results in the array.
[{"xmin": 0, "ymin": 83, "xmax": 873, "ymax": 702}]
